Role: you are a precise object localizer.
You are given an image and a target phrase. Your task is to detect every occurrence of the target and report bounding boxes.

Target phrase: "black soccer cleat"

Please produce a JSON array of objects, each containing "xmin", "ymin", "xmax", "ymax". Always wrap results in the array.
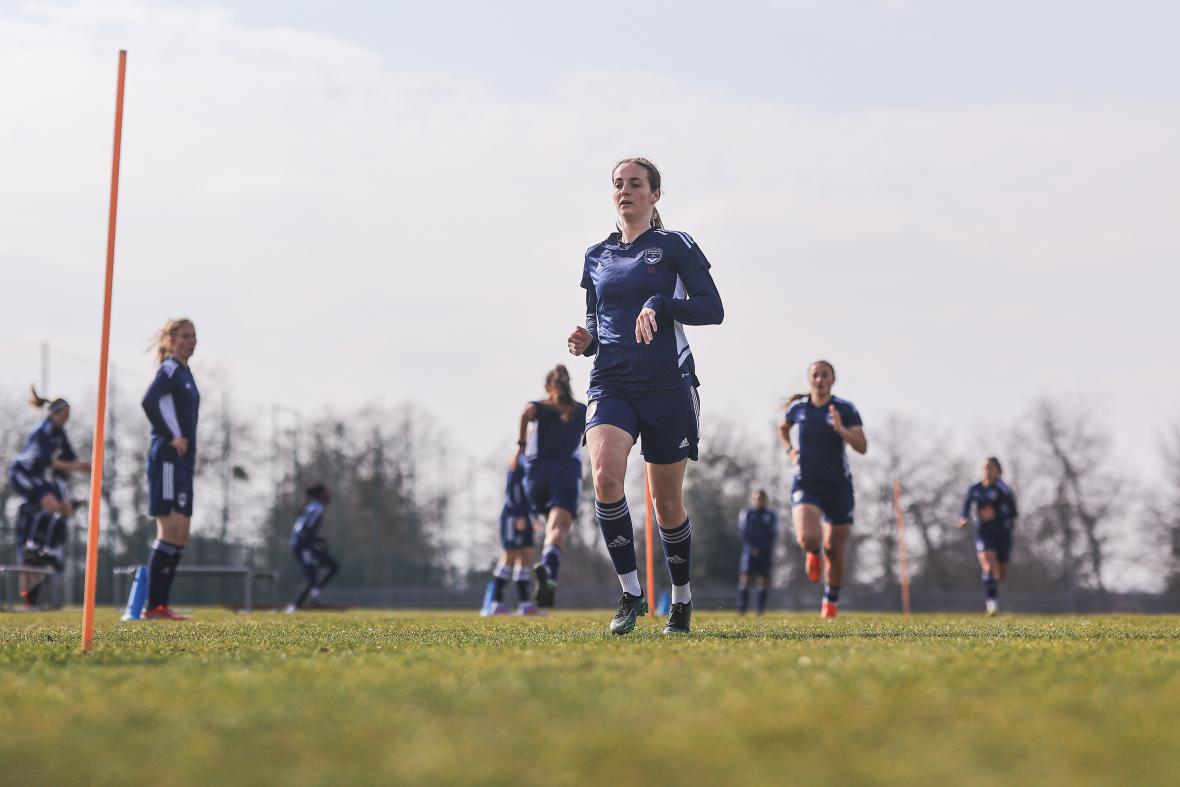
[
  {"xmin": 609, "ymin": 592, "xmax": 648, "ymax": 635},
  {"xmin": 533, "ymin": 563, "xmax": 556, "ymax": 608},
  {"xmin": 663, "ymin": 601, "xmax": 692, "ymax": 635}
]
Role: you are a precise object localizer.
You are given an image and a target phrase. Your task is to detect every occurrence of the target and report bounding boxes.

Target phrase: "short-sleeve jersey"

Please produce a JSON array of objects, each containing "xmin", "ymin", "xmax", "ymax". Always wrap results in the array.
[
  {"xmin": 581, "ymin": 228, "xmax": 723, "ymax": 395},
  {"xmin": 961, "ymin": 480, "xmax": 1018, "ymax": 527},
  {"xmin": 738, "ymin": 507, "xmax": 779, "ymax": 551},
  {"xmin": 11, "ymin": 418, "xmax": 77, "ymax": 478},
  {"xmin": 141, "ymin": 358, "xmax": 201, "ymax": 467},
  {"xmin": 784, "ymin": 396, "xmax": 863, "ymax": 485},
  {"xmin": 290, "ymin": 500, "xmax": 326, "ymax": 547},
  {"xmin": 525, "ymin": 401, "xmax": 587, "ymax": 464}
]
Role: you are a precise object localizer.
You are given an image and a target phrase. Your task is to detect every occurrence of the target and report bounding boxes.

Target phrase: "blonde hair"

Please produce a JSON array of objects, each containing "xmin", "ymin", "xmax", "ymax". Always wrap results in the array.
[
  {"xmin": 613, "ymin": 157, "xmax": 664, "ymax": 230},
  {"xmin": 148, "ymin": 317, "xmax": 194, "ymax": 365}
]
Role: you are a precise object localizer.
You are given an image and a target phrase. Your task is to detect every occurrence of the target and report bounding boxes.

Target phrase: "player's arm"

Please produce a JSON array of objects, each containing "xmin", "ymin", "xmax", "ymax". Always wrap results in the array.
[
  {"xmin": 142, "ymin": 369, "xmax": 189, "ymax": 456},
  {"xmin": 514, "ymin": 403, "xmax": 539, "ymax": 468},
  {"xmin": 51, "ymin": 432, "xmax": 90, "ymax": 474},
  {"xmin": 303, "ymin": 507, "xmax": 323, "ymax": 539},
  {"xmin": 958, "ymin": 488, "xmax": 973, "ymax": 528},
  {"xmin": 828, "ymin": 404, "xmax": 867, "ymax": 455},
  {"xmin": 641, "ymin": 240, "xmax": 724, "ymax": 326},
  {"xmin": 778, "ymin": 418, "xmax": 799, "ymax": 464},
  {"xmin": 570, "ymin": 263, "xmax": 600, "ymax": 356}
]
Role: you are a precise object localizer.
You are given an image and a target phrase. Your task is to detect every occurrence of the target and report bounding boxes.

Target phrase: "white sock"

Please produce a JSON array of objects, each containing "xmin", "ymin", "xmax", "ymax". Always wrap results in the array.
[
  {"xmin": 671, "ymin": 582, "xmax": 692, "ymax": 604},
  {"xmin": 619, "ymin": 570, "xmax": 642, "ymax": 596}
]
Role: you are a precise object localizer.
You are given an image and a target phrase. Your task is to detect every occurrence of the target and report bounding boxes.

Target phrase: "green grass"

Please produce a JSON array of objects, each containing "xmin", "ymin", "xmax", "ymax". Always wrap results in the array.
[{"xmin": 1, "ymin": 609, "xmax": 1178, "ymax": 786}]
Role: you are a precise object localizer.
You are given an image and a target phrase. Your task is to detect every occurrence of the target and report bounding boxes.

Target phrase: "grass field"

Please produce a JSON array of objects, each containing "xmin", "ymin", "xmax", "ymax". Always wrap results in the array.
[{"xmin": 1, "ymin": 609, "xmax": 1178, "ymax": 786}]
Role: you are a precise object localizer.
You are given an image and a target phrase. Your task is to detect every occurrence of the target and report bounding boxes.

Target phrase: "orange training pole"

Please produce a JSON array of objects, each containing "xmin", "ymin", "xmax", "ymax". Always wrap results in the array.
[
  {"xmin": 644, "ymin": 471, "xmax": 655, "ymax": 616},
  {"xmin": 892, "ymin": 480, "xmax": 911, "ymax": 618},
  {"xmin": 82, "ymin": 50, "xmax": 127, "ymax": 653}
]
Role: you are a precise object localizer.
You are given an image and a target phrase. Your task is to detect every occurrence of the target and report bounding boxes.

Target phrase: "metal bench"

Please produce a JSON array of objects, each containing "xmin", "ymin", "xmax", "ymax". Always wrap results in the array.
[
  {"xmin": 0, "ymin": 564, "xmax": 57, "ymax": 611},
  {"xmin": 113, "ymin": 565, "xmax": 279, "ymax": 612}
]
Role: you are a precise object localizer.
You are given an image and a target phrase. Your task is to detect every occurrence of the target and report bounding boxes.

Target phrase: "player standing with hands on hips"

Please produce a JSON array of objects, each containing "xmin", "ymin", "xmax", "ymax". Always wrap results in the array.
[
  {"xmin": 778, "ymin": 360, "xmax": 867, "ymax": 619},
  {"xmin": 139, "ymin": 318, "xmax": 200, "ymax": 620},
  {"xmin": 568, "ymin": 157, "xmax": 724, "ymax": 635}
]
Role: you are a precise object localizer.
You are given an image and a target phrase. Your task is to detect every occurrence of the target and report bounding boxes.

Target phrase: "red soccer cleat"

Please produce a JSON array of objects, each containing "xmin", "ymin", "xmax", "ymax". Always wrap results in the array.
[
  {"xmin": 821, "ymin": 601, "xmax": 838, "ymax": 620},
  {"xmin": 143, "ymin": 605, "xmax": 189, "ymax": 621},
  {"xmin": 806, "ymin": 553, "xmax": 822, "ymax": 583}
]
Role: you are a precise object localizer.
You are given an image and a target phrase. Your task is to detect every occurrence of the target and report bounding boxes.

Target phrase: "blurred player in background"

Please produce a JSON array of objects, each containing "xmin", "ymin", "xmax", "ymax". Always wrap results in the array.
[
  {"xmin": 8, "ymin": 387, "xmax": 90, "ymax": 607},
  {"xmin": 737, "ymin": 489, "xmax": 779, "ymax": 615},
  {"xmin": 139, "ymin": 318, "xmax": 200, "ymax": 620},
  {"xmin": 514, "ymin": 364, "xmax": 587, "ymax": 609},
  {"xmin": 778, "ymin": 360, "xmax": 867, "ymax": 620},
  {"xmin": 958, "ymin": 457, "xmax": 1018, "ymax": 616},
  {"xmin": 568, "ymin": 157, "xmax": 724, "ymax": 635},
  {"xmin": 482, "ymin": 461, "xmax": 542, "ymax": 616},
  {"xmin": 286, "ymin": 484, "xmax": 340, "ymax": 612}
]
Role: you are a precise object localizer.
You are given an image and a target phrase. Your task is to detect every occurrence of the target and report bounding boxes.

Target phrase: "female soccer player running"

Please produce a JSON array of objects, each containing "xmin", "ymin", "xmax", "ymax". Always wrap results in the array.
[
  {"xmin": 139, "ymin": 318, "xmax": 200, "ymax": 620},
  {"xmin": 286, "ymin": 484, "xmax": 340, "ymax": 612},
  {"xmin": 482, "ymin": 462, "xmax": 543, "ymax": 616},
  {"xmin": 8, "ymin": 388, "xmax": 90, "ymax": 606},
  {"xmin": 515, "ymin": 365, "xmax": 587, "ymax": 608},
  {"xmin": 777, "ymin": 361, "xmax": 867, "ymax": 619},
  {"xmin": 568, "ymin": 157, "xmax": 724, "ymax": 635},
  {"xmin": 737, "ymin": 489, "xmax": 779, "ymax": 615},
  {"xmin": 958, "ymin": 457, "xmax": 1018, "ymax": 616}
]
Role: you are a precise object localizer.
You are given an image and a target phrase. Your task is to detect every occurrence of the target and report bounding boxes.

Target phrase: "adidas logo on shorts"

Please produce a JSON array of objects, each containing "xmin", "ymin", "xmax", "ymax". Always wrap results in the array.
[
  {"xmin": 606, "ymin": 535, "xmax": 631, "ymax": 548},
  {"xmin": 678, "ymin": 438, "xmax": 689, "ymax": 448}
]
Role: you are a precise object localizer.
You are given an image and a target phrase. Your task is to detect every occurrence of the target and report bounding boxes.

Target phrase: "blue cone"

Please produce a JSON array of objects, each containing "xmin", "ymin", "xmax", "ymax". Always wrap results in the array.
[{"xmin": 121, "ymin": 565, "xmax": 147, "ymax": 621}]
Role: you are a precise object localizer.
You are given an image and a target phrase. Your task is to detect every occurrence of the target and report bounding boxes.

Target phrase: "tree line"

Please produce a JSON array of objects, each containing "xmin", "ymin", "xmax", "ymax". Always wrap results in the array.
[{"xmin": 2, "ymin": 383, "xmax": 1178, "ymax": 609}]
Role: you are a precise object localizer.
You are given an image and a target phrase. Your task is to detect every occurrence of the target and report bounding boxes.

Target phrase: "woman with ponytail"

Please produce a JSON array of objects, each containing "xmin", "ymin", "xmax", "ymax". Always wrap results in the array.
[
  {"xmin": 958, "ymin": 457, "xmax": 1018, "ymax": 616},
  {"xmin": 138, "ymin": 318, "xmax": 200, "ymax": 620},
  {"xmin": 777, "ymin": 360, "xmax": 867, "ymax": 620},
  {"xmin": 8, "ymin": 387, "xmax": 90, "ymax": 605},
  {"xmin": 567, "ymin": 157, "xmax": 724, "ymax": 635},
  {"xmin": 514, "ymin": 364, "xmax": 587, "ymax": 609}
]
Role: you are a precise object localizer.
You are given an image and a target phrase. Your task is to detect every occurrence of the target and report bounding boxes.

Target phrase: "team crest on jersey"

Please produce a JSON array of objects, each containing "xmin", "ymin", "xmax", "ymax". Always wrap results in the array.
[{"xmin": 642, "ymin": 247, "xmax": 663, "ymax": 265}]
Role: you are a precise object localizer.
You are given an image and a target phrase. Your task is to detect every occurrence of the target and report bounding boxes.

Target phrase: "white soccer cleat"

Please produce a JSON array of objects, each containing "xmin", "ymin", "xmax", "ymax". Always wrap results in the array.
[{"xmin": 985, "ymin": 599, "xmax": 998, "ymax": 617}]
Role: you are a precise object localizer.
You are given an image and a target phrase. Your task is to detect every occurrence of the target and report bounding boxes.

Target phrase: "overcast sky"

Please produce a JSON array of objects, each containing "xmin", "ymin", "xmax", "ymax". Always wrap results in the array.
[{"xmin": 2, "ymin": 0, "xmax": 1178, "ymax": 490}]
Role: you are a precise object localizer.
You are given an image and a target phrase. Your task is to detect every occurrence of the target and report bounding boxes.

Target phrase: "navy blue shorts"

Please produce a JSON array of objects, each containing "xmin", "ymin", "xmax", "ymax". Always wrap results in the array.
[
  {"xmin": 586, "ymin": 386, "xmax": 699, "ymax": 465},
  {"xmin": 740, "ymin": 548, "xmax": 772, "ymax": 577},
  {"xmin": 791, "ymin": 477, "xmax": 855, "ymax": 526},
  {"xmin": 147, "ymin": 458, "xmax": 194, "ymax": 517},
  {"xmin": 8, "ymin": 467, "xmax": 61, "ymax": 504},
  {"xmin": 293, "ymin": 540, "xmax": 334, "ymax": 578},
  {"xmin": 524, "ymin": 459, "xmax": 581, "ymax": 516},
  {"xmin": 975, "ymin": 522, "xmax": 1013, "ymax": 563},
  {"xmin": 500, "ymin": 510, "xmax": 535, "ymax": 550}
]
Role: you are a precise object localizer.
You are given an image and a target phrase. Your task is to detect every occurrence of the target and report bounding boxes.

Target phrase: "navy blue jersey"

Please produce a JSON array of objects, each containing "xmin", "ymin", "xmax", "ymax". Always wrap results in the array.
[
  {"xmin": 141, "ymin": 358, "xmax": 200, "ymax": 467},
  {"xmin": 581, "ymin": 228, "xmax": 723, "ymax": 394},
  {"xmin": 10, "ymin": 418, "xmax": 77, "ymax": 478},
  {"xmin": 784, "ymin": 396, "xmax": 863, "ymax": 484},
  {"xmin": 290, "ymin": 500, "xmax": 326, "ymax": 547},
  {"xmin": 502, "ymin": 465, "xmax": 531, "ymax": 518},
  {"xmin": 526, "ymin": 401, "xmax": 587, "ymax": 464},
  {"xmin": 738, "ymin": 507, "xmax": 779, "ymax": 551},
  {"xmin": 961, "ymin": 481, "xmax": 1018, "ymax": 527}
]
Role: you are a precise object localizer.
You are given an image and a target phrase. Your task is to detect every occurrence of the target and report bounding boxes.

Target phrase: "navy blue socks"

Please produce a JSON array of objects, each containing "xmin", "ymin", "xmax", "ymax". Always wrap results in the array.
[
  {"xmin": 596, "ymin": 498, "xmax": 641, "ymax": 595},
  {"xmin": 659, "ymin": 518, "xmax": 692, "ymax": 603},
  {"xmin": 542, "ymin": 545, "xmax": 562, "ymax": 582}
]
